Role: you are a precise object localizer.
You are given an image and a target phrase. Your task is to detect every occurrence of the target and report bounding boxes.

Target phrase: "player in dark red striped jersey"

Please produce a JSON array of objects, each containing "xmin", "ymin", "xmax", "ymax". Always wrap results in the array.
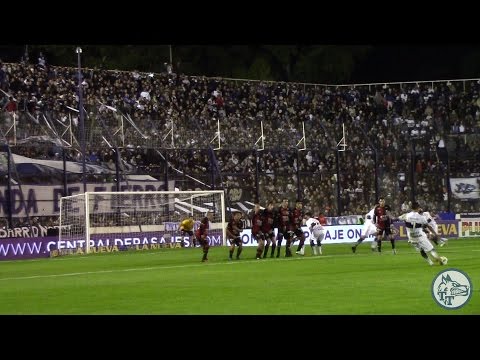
[
  {"xmin": 194, "ymin": 211, "xmax": 213, "ymax": 262},
  {"xmin": 372, "ymin": 197, "xmax": 392, "ymax": 253},
  {"xmin": 275, "ymin": 199, "xmax": 293, "ymax": 257},
  {"xmin": 383, "ymin": 205, "xmax": 398, "ymax": 254},
  {"xmin": 292, "ymin": 201, "xmax": 306, "ymax": 256},
  {"xmin": 227, "ymin": 211, "xmax": 244, "ymax": 260},
  {"xmin": 261, "ymin": 202, "xmax": 276, "ymax": 258},
  {"xmin": 250, "ymin": 203, "xmax": 265, "ymax": 259}
]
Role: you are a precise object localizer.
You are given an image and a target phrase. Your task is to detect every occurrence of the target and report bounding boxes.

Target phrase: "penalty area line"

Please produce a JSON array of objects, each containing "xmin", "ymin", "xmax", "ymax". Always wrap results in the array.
[{"xmin": 0, "ymin": 254, "xmax": 334, "ymax": 282}]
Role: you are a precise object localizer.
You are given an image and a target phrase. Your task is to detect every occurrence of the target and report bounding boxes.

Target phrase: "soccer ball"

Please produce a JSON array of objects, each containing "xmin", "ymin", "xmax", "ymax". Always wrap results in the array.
[{"xmin": 440, "ymin": 256, "xmax": 448, "ymax": 265}]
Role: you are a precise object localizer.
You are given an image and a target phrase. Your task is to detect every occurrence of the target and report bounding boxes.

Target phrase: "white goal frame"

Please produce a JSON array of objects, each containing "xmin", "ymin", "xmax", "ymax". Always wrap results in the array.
[{"xmin": 59, "ymin": 190, "xmax": 227, "ymax": 254}]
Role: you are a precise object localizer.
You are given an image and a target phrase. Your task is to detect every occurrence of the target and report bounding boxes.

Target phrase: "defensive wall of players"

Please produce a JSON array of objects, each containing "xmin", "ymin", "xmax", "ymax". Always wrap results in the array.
[{"xmin": 1, "ymin": 214, "xmax": 478, "ymax": 260}]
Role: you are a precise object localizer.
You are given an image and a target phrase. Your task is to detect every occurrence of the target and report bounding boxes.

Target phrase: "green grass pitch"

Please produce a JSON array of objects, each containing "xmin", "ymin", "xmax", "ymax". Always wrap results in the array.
[{"xmin": 0, "ymin": 238, "xmax": 478, "ymax": 315}]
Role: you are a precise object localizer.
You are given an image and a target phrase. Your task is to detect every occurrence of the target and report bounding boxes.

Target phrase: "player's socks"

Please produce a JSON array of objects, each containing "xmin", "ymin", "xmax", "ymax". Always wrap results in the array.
[
  {"xmin": 270, "ymin": 244, "xmax": 276, "ymax": 257},
  {"xmin": 285, "ymin": 246, "xmax": 292, "ymax": 257},
  {"xmin": 263, "ymin": 244, "xmax": 270, "ymax": 258},
  {"xmin": 318, "ymin": 245, "xmax": 322, "ymax": 255},
  {"xmin": 419, "ymin": 249, "xmax": 433, "ymax": 265},
  {"xmin": 390, "ymin": 239, "xmax": 396, "ymax": 253},
  {"xmin": 429, "ymin": 250, "xmax": 442, "ymax": 263}
]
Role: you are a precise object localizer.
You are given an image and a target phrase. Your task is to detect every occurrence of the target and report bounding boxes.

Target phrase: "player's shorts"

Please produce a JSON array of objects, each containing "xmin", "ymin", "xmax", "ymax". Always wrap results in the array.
[
  {"xmin": 263, "ymin": 230, "xmax": 275, "ymax": 239},
  {"xmin": 376, "ymin": 227, "xmax": 392, "ymax": 237},
  {"xmin": 252, "ymin": 231, "xmax": 264, "ymax": 242},
  {"xmin": 228, "ymin": 237, "xmax": 242, "ymax": 246},
  {"xmin": 408, "ymin": 234, "xmax": 433, "ymax": 252},
  {"xmin": 293, "ymin": 228, "xmax": 304, "ymax": 238},
  {"xmin": 196, "ymin": 236, "xmax": 208, "ymax": 246},
  {"xmin": 362, "ymin": 221, "xmax": 377, "ymax": 237},
  {"xmin": 311, "ymin": 228, "xmax": 325, "ymax": 242}
]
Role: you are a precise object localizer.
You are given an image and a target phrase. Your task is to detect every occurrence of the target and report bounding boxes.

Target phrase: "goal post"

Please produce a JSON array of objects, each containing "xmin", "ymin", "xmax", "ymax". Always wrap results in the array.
[{"xmin": 58, "ymin": 190, "xmax": 226, "ymax": 255}]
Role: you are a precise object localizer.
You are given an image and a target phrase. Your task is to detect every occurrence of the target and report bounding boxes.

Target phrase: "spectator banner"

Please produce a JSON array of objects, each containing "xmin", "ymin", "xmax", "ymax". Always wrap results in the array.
[
  {"xmin": 459, "ymin": 214, "xmax": 480, "ymax": 237},
  {"xmin": 0, "ymin": 221, "xmax": 460, "ymax": 260},
  {"xmin": 325, "ymin": 215, "xmax": 362, "ymax": 225},
  {"xmin": 393, "ymin": 220, "xmax": 459, "ymax": 240},
  {"xmin": 0, "ymin": 236, "xmax": 55, "ymax": 260},
  {"xmin": 459, "ymin": 213, "xmax": 480, "ymax": 217},
  {"xmin": 0, "ymin": 181, "xmax": 172, "ymax": 217},
  {"xmin": 0, "ymin": 232, "xmax": 224, "ymax": 261},
  {"xmin": 449, "ymin": 177, "xmax": 480, "ymax": 199},
  {"xmin": 239, "ymin": 220, "xmax": 458, "ymax": 246},
  {"xmin": 0, "ymin": 224, "xmax": 56, "ymax": 239},
  {"xmin": 238, "ymin": 225, "xmax": 365, "ymax": 247}
]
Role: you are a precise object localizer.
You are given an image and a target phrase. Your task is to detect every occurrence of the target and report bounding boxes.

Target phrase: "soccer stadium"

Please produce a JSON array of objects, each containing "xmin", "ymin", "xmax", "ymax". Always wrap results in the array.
[{"xmin": 0, "ymin": 46, "xmax": 478, "ymax": 315}]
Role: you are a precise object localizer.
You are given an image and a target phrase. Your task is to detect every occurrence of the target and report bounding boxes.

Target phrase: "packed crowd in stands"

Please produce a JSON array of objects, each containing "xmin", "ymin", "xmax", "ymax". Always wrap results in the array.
[{"xmin": 1, "ymin": 54, "xmax": 479, "ymax": 222}]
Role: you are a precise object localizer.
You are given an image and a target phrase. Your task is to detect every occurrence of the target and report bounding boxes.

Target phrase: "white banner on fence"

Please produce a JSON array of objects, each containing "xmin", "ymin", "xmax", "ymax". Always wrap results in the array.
[
  {"xmin": 450, "ymin": 177, "xmax": 480, "ymax": 199},
  {"xmin": 238, "ymin": 225, "xmax": 369, "ymax": 247}
]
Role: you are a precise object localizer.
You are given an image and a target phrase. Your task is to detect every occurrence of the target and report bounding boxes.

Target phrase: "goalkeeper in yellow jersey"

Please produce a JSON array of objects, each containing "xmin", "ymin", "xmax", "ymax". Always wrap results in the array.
[{"xmin": 178, "ymin": 216, "xmax": 195, "ymax": 247}]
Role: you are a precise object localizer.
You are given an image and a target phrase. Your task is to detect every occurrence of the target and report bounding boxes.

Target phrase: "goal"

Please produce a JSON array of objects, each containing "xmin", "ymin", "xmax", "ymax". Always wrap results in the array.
[{"xmin": 58, "ymin": 190, "xmax": 226, "ymax": 254}]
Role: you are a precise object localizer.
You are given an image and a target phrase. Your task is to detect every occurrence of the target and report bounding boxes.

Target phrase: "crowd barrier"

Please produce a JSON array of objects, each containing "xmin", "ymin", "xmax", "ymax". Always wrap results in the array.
[{"xmin": 1, "ymin": 219, "xmax": 464, "ymax": 261}]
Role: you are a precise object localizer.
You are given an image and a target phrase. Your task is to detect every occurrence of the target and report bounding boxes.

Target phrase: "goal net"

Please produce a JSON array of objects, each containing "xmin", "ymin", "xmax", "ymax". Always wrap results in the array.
[{"xmin": 58, "ymin": 190, "xmax": 226, "ymax": 255}]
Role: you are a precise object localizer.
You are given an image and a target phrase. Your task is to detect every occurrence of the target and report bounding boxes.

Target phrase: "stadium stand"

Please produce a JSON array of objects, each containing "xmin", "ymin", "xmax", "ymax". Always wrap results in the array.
[{"xmin": 1, "ymin": 59, "xmax": 479, "ymax": 229}]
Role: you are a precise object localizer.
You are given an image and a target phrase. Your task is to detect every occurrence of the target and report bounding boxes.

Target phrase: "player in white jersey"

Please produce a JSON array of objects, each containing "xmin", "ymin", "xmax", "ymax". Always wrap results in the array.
[
  {"xmin": 419, "ymin": 208, "xmax": 448, "ymax": 247},
  {"xmin": 351, "ymin": 205, "xmax": 379, "ymax": 253},
  {"xmin": 398, "ymin": 201, "xmax": 447, "ymax": 266},
  {"xmin": 303, "ymin": 212, "xmax": 325, "ymax": 255}
]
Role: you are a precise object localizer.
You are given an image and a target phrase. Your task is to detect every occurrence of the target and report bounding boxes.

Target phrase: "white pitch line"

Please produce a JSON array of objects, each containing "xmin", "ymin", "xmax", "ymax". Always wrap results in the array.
[
  {"xmin": 0, "ymin": 255, "xmax": 333, "ymax": 282},
  {"xmin": 1, "ymin": 243, "xmax": 479, "ymax": 282}
]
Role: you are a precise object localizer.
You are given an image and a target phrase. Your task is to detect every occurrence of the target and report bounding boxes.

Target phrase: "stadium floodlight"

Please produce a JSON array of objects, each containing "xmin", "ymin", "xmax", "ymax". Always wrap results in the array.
[
  {"xmin": 254, "ymin": 121, "xmax": 265, "ymax": 151},
  {"xmin": 65, "ymin": 105, "xmax": 79, "ymax": 113},
  {"xmin": 97, "ymin": 99, "xmax": 117, "ymax": 112},
  {"xmin": 101, "ymin": 136, "xmax": 113, "ymax": 149},
  {"xmin": 76, "ymin": 46, "xmax": 86, "ymax": 193},
  {"xmin": 123, "ymin": 113, "xmax": 148, "ymax": 140},
  {"xmin": 337, "ymin": 123, "xmax": 347, "ymax": 152},
  {"xmin": 296, "ymin": 121, "xmax": 306, "ymax": 151},
  {"xmin": 59, "ymin": 190, "xmax": 227, "ymax": 255},
  {"xmin": 0, "ymin": 88, "xmax": 16, "ymax": 101},
  {"xmin": 162, "ymin": 119, "xmax": 175, "ymax": 148},
  {"xmin": 210, "ymin": 118, "xmax": 221, "ymax": 150}
]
